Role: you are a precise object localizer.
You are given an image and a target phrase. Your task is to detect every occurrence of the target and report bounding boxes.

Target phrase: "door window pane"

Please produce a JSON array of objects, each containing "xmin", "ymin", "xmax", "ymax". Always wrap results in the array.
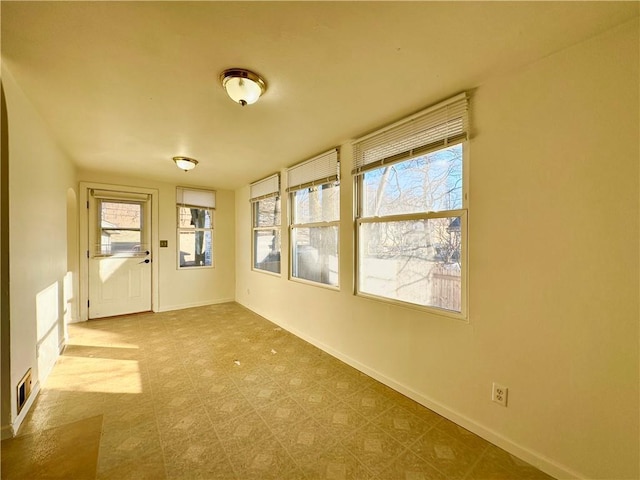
[{"xmin": 99, "ymin": 201, "xmax": 143, "ymax": 255}]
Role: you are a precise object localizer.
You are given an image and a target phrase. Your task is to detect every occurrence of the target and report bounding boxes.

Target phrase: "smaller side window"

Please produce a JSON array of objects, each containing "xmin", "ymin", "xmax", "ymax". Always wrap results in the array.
[
  {"xmin": 250, "ymin": 174, "xmax": 281, "ymax": 274},
  {"xmin": 290, "ymin": 183, "xmax": 340, "ymax": 286},
  {"xmin": 176, "ymin": 187, "xmax": 215, "ymax": 269},
  {"xmin": 287, "ymin": 149, "xmax": 340, "ymax": 288},
  {"xmin": 252, "ymin": 196, "xmax": 281, "ymax": 273}
]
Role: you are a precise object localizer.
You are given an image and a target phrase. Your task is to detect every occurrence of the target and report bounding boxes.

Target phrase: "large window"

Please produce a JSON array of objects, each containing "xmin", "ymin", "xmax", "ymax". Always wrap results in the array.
[
  {"xmin": 250, "ymin": 174, "xmax": 281, "ymax": 274},
  {"xmin": 353, "ymin": 93, "xmax": 468, "ymax": 316},
  {"xmin": 176, "ymin": 187, "xmax": 215, "ymax": 268},
  {"xmin": 288, "ymin": 149, "xmax": 340, "ymax": 287}
]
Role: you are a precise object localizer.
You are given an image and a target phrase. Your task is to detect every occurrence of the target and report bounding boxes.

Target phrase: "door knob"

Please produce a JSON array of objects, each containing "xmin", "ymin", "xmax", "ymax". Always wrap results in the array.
[{"xmin": 139, "ymin": 259, "xmax": 150, "ymax": 264}]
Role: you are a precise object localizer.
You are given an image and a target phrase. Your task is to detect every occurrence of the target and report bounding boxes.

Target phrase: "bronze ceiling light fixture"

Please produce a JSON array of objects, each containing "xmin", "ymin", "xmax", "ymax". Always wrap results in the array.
[
  {"xmin": 220, "ymin": 68, "xmax": 267, "ymax": 106},
  {"xmin": 173, "ymin": 156, "xmax": 198, "ymax": 171}
]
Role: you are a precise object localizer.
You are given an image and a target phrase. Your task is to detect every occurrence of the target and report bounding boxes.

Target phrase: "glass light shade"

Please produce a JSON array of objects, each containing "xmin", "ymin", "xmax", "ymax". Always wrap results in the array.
[
  {"xmin": 220, "ymin": 69, "xmax": 267, "ymax": 106},
  {"xmin": 224, "ymin": 77, "xmax": 262, "ymax": 105},
  {"xmin": 173, "ymin": 157, "xmax": 198, "ymax": 171}
]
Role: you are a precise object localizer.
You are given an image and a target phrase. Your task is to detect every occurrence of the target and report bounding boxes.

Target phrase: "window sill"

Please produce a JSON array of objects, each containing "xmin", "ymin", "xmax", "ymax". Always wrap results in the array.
[{"xmin": 355, "ymin": 290, "xmax": 468, "ymax": 322}]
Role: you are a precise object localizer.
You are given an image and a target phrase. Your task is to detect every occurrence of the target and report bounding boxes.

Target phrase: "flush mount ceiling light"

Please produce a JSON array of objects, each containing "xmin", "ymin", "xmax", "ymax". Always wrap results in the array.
[
  {"xmin": 220, "ymin": 68, "xmax": 267, "ymax": 106},
  {"xmin": 173, "ymin": 156, "xmax": 198, "ymax": 171}
]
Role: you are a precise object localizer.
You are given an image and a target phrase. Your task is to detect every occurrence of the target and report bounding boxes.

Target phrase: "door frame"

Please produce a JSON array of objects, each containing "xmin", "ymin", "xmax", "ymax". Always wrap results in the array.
[{"xmin": 79, "ymin": 182, "xmax": 159, "ymax": 321}]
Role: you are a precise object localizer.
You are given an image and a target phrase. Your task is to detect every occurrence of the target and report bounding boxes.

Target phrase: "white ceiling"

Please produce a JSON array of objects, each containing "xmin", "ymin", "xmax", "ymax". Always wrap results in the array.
[{"xmin": 2, "ymin": 1, "xmax": 637, "ymax": 190}]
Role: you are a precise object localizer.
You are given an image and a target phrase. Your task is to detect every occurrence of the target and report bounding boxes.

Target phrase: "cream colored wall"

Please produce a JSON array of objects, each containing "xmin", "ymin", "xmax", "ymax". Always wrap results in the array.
[
  {"xmin": 2, "ymin": 66, "xmax": 78, "ymax": 432},
  {"xmin": 235, "ymin": 20, "xmax": 639, "ymax": 479},
  {"xmin": 77, "ymin": 171, "xmax": 235, "ymax": 312}
]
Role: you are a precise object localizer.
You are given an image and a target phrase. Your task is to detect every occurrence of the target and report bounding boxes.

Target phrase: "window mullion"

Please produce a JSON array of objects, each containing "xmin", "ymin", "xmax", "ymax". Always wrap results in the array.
[
  {"xmin": 290, "ymin": 220, "xmax": 340, "ymax": 229},
  {"xmin": 358, "ymin": 209, "xmax": 466, "ymax": 224}
]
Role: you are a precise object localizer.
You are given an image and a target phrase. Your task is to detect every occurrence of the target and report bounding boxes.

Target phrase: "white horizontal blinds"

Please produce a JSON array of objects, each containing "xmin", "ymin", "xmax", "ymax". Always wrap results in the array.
[
  {"xmin": 91, "ymin": 189, "xmax": 149, "ymax": 201},
  {"xmin": 250, "ymin": 173, "xmax": 280, "ymax": 202},
  {"xmin": 352, "ymin": 92, "xmax": 468, "ymax": 175},
  {"xmin": 287, "ymin": 148, "xmax": 339, "ymax": 192},
  {"xmin": 176, "ymin": 187, "xmax": 216, "ymax": 208}
]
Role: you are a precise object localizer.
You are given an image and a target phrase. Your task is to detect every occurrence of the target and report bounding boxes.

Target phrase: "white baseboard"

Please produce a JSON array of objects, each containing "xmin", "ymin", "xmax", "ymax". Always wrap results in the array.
[
  {"xmin": 11, "ymin": 381, "xmax": 41, "ymax": 437},
  {"xmin": 157, "ymin": 298, "xmax": 235, "ymax": 313},
  {"xmin": 242, "ymin": 303, "xmax": 581, "ymax": 480}
]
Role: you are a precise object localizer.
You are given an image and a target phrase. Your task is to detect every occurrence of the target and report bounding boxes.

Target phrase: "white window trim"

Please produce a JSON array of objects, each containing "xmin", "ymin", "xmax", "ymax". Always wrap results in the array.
[
  {"xmin": 289, "ymin": 186, "xmax": 341, "ymax": 290},
  {"xmin": 354, "ymin": 205, "xmax": 468, "ymax": 320},
  {"xmin": 251, "ymin": 197, "xmax": 281, "ymax": 276},
  {"xmin": 287, "ymin": 149, "xmax": 340, "ymax": 289},
  {"xmin": 353, "ymin": 94, "xmax": 469, "ymax": 319},
  {"xmin": 176, "ymin": 187, "xmax": 216, "ymax": 270},
  {"xmin": 250, "ymin": 174, "xmax": 281, "ymax": 275}
]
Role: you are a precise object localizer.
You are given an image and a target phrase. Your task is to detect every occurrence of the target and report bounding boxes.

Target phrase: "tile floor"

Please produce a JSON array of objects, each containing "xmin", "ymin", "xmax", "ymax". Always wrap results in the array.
[{"xmin": 1, "ymin": 303, "xmax": 555, "ymax": 479}]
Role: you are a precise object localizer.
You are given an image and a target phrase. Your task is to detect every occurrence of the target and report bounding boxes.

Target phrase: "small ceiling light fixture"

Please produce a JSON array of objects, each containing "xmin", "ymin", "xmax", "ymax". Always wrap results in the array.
[
  {"xmin": 173, "ymin": 156, "xmax": 198, "ymax": 171},
  {"xmin": 220, "ymin": 68, "xmax": 267, "ymax": 106}
]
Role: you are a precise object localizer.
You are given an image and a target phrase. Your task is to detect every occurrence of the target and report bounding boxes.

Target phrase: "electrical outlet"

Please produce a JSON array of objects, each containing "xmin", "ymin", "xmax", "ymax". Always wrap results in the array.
[{"xmin": 492, "ymin": 383, "xmax": 508, "ymax": 407}]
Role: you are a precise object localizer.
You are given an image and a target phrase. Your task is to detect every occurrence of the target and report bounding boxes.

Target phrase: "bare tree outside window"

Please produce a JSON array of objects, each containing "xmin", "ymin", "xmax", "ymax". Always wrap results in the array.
[
  {"xmin": 358, "ymin": 144, "xmax": 464, "ymax": 312},
  {"xmin": 291, "ymin": 183, "xmax": 340, "ymax": 286},
  {"xmin": 178, "ymin": 206, "xmax": 213, "ymax": 267}
]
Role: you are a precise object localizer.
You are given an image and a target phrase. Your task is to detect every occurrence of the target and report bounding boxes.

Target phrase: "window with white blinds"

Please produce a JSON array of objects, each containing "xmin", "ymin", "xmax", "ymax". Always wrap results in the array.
[
  {"xmin": 250, "ymin": 174, "xmax": 281, "ymax": 274},
  {"xmin": 352, "ymin": 93, "xmax": 468, "ymax": 175},
  {"xmin": 176, "ymin": 187, "xmax": 215, "ymax": 269},
  {"xmin": 176, "ymin": 187, "xmax": 216, "ymax": 208},
  {"xmin": 288, "ymin": 149, "xmax": 340, "ymax": 288},
  {"xmin": 287, "ymin": 149, "xmax": 339, "ymax": 192},
  {"xmin": 250, "ymin": 174, "xmax": 280, "ymax": 202},
  {"xmin": 353, "ymin": 93, "xmax": 469, "ymax": 318}
]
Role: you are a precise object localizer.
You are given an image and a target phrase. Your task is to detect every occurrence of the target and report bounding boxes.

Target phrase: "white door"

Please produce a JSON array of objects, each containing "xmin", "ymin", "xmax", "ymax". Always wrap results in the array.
[{"xmin": 88, "ymin": 190, "xmax": 152, "ymax": 319}]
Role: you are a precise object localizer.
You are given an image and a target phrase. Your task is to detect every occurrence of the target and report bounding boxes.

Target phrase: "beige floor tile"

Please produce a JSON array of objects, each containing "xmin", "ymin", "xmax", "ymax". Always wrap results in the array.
[
  {"xmin": 373, "ymin": 404, "xmax": 434, "ymax": 448},
  {"xmin": 2, "ymin": 415, "xmax": 102, "ymax": 480},
  {"xmin": 225, "ymin": 436, "xmax": 301, "ymax": 480},
  {"xmin": 410, "ymin": 425, "xmax": 482, "ymax": 479},
  {"xmin": 214, "ymin": 410, "xmax": 273, "ymax": 455},
  {"xmin": 435, "ymin": 419, "xmax": 492, "ymax": 452},
  {"xmin": 341, "ymin": 385, "xmax": 395, "ymax": 420},
  {"xmin": 377, "ymin": 449, "xmax": 448, "ymax": 480},
  {"xmin": 203, "ymin": 390, "xmax": 255, "ymax": 425},
  {"xmin": 340, "ymin": 422, "xmax": 408, "ymax": 476},
  {"xmin": 3, "ymin": 303, "xmax": 554, "ymax": 480},
  {"xmin": 468, "ymin": 444, "xmax": 555, "ymax": 480},
  {"xmin": 298, "ymin": 442, "xmax": 377, "ymax": 480}
]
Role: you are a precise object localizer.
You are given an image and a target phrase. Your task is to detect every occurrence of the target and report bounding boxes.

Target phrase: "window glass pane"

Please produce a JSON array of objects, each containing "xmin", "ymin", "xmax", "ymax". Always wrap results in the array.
[
  {"xmin": 178, "ymin": 207, "xmax": 212, "ymax": 229},
  {"xmin": 254, "ymin": 197, "xmax": 281, "ymax": 227},
  {"xmin": 292, "ymin": 226, "xmax": 338, "ymax": 286},
  {"xmin": 362, "ymin": 144, "xmax": 462, "ymax": 217},
  {"xmin": 99, "ymin": 201, "xmax": 142, "ymax": 255},
  {"xmin": 179, "ymin": 230, "xmax": 212, "ymax": 267},
  {"xmin": 253, "ymin": 229, "xmax": 281, "ymax": 273},
  {"xmin": 293, "ymin": 183, "xmax": 339, "ymax": 224},
  {"xmin": 101, "ymin": 201, "xmax": 141, "ymax": 228},
  {"xmin": 358, "ymin": 217, "xmax": 462, "ymax": 311},
  {"xmin": 100, "ymin": 230, "xmax": 142, "ymax": 255}
]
